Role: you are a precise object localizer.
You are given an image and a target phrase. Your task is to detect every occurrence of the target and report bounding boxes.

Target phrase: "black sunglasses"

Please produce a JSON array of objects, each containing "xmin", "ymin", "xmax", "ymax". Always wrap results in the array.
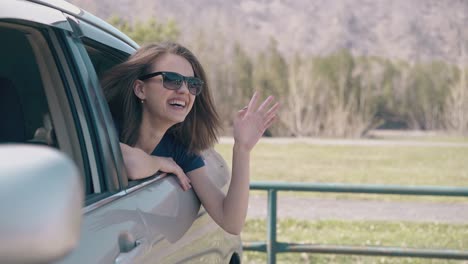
[{"xmin": 138, "ymin": 71, "xmax": 204, "ymax": 96}]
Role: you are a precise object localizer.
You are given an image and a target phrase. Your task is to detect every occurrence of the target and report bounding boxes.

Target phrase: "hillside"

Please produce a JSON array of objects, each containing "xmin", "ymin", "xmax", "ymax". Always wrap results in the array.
[{"xmin": 68, "ymin": 0, "xmax": 468, "ymax": 63}]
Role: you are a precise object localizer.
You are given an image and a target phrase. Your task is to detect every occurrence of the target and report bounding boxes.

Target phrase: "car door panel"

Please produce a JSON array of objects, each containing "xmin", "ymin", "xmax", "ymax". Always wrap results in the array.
[
  {"xmin": 57, "ymin": 195, "xmax": 148, "ymax": 264},
  {"xmin": 139, "ymin": 149, "xmax": 241, "ymax": 263},
  {"xmin": 128, "ymin": 176, "xmax": 200, "ymax": 244}
]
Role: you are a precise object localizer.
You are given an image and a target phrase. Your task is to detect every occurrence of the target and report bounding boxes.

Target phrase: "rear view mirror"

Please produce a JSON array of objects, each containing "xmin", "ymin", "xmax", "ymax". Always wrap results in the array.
[{"xmin": 0, "ymin": 145, "xmax": 83, "ymax": 264}]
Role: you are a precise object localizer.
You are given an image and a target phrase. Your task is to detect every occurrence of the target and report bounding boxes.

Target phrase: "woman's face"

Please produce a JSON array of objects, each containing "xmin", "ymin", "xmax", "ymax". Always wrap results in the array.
[{"xmin": 136, "ymin": 53, "xmax": 196, "ymax": 126}]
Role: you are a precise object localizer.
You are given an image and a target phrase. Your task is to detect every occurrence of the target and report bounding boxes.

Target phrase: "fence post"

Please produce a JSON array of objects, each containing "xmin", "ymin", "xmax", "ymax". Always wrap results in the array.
[{"xmin": 267, "ymin": 189, "xmax": 277, "ymax": 264}]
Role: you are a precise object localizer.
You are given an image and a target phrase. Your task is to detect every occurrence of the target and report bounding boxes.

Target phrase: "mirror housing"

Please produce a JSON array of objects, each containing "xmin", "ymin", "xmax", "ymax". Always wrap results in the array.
[{"xmin": 0, "ymin": 145, "xmax": 83, "ymax": 264}]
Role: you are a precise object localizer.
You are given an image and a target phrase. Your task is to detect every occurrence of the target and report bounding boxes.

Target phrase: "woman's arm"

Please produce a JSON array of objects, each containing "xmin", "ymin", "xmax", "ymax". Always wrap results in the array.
[
  {"xmin": 188, "ymin": 146, "xmax": 250, "ymax": 235},
  {"xmin": 120, "ymin": 143, "xmax": 192, "ymax": 191},
  {"xmin": 189, "ymin": 92, "xmax": 279, "ymax": 235}
]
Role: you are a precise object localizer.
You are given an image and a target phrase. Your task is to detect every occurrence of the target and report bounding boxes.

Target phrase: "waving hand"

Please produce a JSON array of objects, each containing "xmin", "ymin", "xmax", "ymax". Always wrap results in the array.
[{"xmin": 233, "ymin": 92, "xmax": 279, "ymax": 151}]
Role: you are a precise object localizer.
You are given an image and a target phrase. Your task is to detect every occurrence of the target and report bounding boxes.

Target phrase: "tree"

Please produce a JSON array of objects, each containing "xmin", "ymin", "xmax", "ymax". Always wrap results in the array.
[
  {"xmin": 403, "ymin": 61, "xmax": 455, "ymax": 130},
  {"xmin": 232, "ymin": 42, "xmax": 254, "ymax": 109},
  {"xmin": 281, "ymin": 53, "xmax": 320, "ymax": 136},
  {"xmin": 252, "ymin": 38, "xmax": 289, "ymax": 136},
  {"xmin": 108, "ymin": 16, "xmax": 180, "ymax": 44},
  {"xmin": 445, "ymin": 66, "xmax": 468, "ymax": 134}
]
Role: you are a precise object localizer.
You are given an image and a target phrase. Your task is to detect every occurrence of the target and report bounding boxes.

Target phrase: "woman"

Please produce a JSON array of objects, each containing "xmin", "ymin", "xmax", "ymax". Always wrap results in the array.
[{"xmin": 102, "ymin": 42, "xmax": 279, "ymax": 235}]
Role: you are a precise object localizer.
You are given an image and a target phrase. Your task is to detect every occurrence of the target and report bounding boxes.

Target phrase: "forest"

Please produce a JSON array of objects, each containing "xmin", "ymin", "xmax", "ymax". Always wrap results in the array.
[{"xmin": 109, "ymin": 16, "xmax": 468, "ymax": 137}]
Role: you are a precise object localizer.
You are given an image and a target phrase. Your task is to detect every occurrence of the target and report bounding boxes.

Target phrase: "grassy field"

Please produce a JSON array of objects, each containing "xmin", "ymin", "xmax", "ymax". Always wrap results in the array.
[
  {"xmin": 242, "ymin": 219, "xmax": 468, "ymax": 264},
  {"xmin": 214, "ymin": 138, "xmax": 468, "ymax": 202},
  {"xmin": 215, "ymin": 136, "xmax": 468, "ymax": 263}
]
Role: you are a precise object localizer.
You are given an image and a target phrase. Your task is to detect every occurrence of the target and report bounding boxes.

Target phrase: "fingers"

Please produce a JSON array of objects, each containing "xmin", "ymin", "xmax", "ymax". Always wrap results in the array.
[
  {"xmin": 174, "ymin": 167, "xmax": 191, "ymax": 191},
  {"xmin": 263, "ymin": 113, "xmax": 277, "ymax": 129},
  {"xmin": 246, "ymin": 91, "xmax": 259, "ymax": 114},
  {"xmin": 263, "ymin": 102, "xmax": 279, "ymax": 130},
  {"xmin": 159, "ymin": 157, "xmax": 192, "ymax": 191},
  {"xmin": 265, "ymin": 102, "xmax": 280, "ymax": 119},
  {"xmin": 157, "ymin": 172, "xmax": 168, "ymax": 178},
  {"xmin": 257, "ymin": 95, "xmax": 275, "ymax": 114},
  {"xmin": 246, "ymin": 92, "xmax": 277, "ymax": 117},
  {"xmin": 240, "ymin": 93, "xmax": 279, "ymax": 127},
  {"xmin": 237, "ymin": 107, "xmax": 248, "ymax": 118}
]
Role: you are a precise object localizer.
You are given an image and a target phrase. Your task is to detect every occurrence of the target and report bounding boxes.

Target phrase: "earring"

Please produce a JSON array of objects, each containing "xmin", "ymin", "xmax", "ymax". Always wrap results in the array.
[{"xmin": 141, "ymin": 99, "xmax": 144, "ymax": 104}]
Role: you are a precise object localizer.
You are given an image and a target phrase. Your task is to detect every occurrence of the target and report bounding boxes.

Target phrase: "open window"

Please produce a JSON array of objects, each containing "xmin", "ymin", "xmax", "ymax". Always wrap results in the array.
[
  {"xmin": 0, "ymin": 21, "xmax": 109, "ymax": 201},
  {"xmin": 83, "ymin": 39, "xmax": 129, "ymax": 80},
  {"xmin": 0, "ymin": 25, "xmax": 56, "ymax": 147}
]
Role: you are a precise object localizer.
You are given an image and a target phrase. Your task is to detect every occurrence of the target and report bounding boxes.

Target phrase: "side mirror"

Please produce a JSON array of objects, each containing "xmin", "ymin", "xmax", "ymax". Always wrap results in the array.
[{"xmin": 0, "ymin": 145, "xmax": 83, "ymax": 264}]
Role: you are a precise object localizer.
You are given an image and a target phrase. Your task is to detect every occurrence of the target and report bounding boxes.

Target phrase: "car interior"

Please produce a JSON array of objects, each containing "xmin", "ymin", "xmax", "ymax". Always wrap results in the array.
[{"xmin": 0, "ymin": 25, "xmax": 56, "ymax": 147}]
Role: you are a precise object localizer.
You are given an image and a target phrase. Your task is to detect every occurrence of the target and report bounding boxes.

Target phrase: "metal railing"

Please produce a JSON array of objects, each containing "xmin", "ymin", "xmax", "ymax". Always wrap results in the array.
[{"xmin": 243, "ymin": 181, "xmax": 468, "ymax": 263}]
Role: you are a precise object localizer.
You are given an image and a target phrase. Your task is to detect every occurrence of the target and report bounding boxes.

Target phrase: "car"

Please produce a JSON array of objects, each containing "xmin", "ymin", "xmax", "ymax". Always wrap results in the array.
[{"xmin": 0, "ymin": 0, "xmax": 242, "ymax": 263}]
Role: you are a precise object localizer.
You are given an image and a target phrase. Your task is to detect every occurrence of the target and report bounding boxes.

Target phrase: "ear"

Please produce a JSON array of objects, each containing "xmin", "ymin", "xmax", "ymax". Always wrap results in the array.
[{"xmin": 133, "ymin": 80, "xmax": 146, "ymax": 100}]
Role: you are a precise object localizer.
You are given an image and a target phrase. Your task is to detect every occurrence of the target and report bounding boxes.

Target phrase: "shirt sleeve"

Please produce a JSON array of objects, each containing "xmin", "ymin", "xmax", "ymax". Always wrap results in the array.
[
  {"xmin": 180, "ymin": 152, "xmax": 205, "ymax": 173},
  {"xmin": 166, "ymin": 134, "xmax": 206, "ymax": 173}
]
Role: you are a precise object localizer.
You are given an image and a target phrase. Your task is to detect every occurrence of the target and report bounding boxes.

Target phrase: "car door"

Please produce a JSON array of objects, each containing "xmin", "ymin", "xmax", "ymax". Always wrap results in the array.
[{"xmin": 0, "ymin": 1, "xmax": 147, "ymax": 263}]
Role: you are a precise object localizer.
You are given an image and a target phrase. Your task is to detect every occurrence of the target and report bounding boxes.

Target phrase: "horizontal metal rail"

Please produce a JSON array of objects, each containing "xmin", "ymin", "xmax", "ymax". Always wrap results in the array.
[
  {"xmin": 250, "ymin": 181, "xmax": 468, "ymax": 196},
  {"xmin": 243, "ymin": 242, "xmax": 468, "ymax": 259},
  {"xmin": 244, "ymin": 182, "xmax": 468, "ymax": 263}
]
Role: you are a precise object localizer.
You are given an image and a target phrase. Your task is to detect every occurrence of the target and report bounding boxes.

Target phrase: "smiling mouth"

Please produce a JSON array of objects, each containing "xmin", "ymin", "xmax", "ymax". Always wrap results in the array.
[{"xmin": 168, "ymin": 99, "xmax": 187, "ymax": 109}]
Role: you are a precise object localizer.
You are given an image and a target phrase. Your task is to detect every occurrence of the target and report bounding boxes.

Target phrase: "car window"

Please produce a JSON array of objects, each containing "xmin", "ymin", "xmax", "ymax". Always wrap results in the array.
[
  {"xmin": 0, "ymin": 21, "xmax": 107, "ymax": 200},
  {"xmin": 0, "ymin": 26, "xmax": 56, "ymax": 147},
  {"xmin": 59, "ymin": 20, "xmax": 138, "ymax": 203},
  {"xmin": 83, "ymin": 39, "xmax": 130, "ymax": 80}
]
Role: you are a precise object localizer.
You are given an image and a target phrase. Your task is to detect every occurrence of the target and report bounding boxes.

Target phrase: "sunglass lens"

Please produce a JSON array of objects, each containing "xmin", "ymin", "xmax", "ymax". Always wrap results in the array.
[
  {"xmin": 188, "ymin": 79, "xmax": 203, "ymax": 95},
  {"xmin": 163, "ymin": 72, "xmax": 183, "ymax": 90}
]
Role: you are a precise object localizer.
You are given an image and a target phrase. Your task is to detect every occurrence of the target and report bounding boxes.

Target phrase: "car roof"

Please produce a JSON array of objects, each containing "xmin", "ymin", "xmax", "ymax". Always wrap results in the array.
[{"xmin": 28, "ymin": 0, "xmax": 139, "ymax": 50}]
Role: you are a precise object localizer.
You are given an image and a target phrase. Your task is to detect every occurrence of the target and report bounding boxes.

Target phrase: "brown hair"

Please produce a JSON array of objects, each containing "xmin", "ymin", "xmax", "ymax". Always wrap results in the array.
[{"xmin": 101, "ymin": 42, "xmax": 220, "ymax": 154}]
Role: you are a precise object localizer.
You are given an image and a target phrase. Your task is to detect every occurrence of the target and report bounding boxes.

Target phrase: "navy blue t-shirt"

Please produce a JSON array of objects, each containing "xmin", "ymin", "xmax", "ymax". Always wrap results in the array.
[
  {"xmin": 116, "ymin": 121, "xmax": 204, "ymax": 173},
  {"xmin": 151, "ymin": 133, "xmax": 205, "ymax": 173}
]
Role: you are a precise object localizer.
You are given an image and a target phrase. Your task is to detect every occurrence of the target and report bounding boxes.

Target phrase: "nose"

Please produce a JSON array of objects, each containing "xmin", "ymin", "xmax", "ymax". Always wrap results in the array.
[{"xmin": 177, "ymin": 80, "xmax": 190, "ymax": 94}]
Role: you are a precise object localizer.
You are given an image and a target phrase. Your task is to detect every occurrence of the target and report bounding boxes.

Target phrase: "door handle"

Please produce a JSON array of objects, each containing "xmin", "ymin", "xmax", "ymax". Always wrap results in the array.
[{"xmin": 115, "ymin": 232, "xmax": 148, "ymax": 264}]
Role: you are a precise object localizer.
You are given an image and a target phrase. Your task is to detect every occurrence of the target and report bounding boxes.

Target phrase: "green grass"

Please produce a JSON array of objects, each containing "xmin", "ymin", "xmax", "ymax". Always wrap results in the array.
[
  {"xmin": 215, "ymin": 139, "xmax": 468, "ymax": 201},
  {"xmin": 217, "ymin": 137, "xmax": 468, "ymax": 263},
  {"xmin": 242, "ymin": 219, "xmax": 468, "ymax": 264}
]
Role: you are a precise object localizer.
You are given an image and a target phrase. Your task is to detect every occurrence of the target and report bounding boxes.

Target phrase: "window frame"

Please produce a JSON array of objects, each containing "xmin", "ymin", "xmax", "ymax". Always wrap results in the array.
[{"xmin": 63, "ymin": 16, "xmax": 141, "ymax": 209}]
